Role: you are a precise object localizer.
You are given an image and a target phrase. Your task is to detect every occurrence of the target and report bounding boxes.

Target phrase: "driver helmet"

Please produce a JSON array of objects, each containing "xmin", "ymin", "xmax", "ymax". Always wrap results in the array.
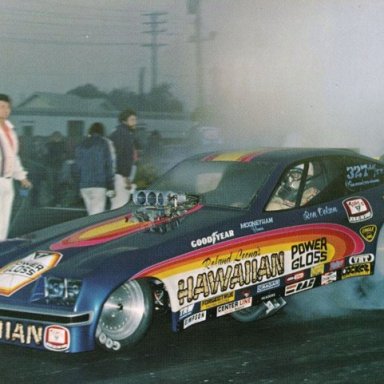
[
  {"xmin": 277, "ymin": 164, "xmax": 304, "ymax": 201},
  {"xmin": 286, "ymin": 164, "xmax": 304, "ymax": 191}
]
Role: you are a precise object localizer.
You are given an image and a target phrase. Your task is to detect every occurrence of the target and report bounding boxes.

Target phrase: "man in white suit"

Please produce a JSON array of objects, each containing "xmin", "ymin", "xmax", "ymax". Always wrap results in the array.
[{"xmin": 0, "ymin": 94, "xmax": 32, "ymax": 240}]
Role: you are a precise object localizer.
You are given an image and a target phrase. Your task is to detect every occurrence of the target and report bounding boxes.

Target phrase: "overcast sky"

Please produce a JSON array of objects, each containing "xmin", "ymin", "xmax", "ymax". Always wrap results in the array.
[{"xmin": 2, "ymin": 0, "xmax": 384, "ymax": 155}]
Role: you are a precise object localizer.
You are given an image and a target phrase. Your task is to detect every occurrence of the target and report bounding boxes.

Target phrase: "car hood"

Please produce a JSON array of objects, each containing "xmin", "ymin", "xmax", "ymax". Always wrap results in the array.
[{"xmin": 0, "ymin": 203, "xmax": 244, "ymax": 281}]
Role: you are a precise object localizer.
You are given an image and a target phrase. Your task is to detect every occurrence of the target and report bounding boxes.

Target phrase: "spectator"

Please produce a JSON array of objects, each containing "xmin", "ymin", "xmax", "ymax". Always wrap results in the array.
[
  {"xmin": 45, "ymin": 131, "xmax": 67, "ymax": 205},
  {"xmin": 74, "ymin": 122, "xmax": 115, "ymax": 215},
  {"xmin": 0, "ymin": 94, "xmax": 32, "ymax": 240},
  {"xmin": 109, "ymin": 108, "xmax": 139, "ymax": 209}
]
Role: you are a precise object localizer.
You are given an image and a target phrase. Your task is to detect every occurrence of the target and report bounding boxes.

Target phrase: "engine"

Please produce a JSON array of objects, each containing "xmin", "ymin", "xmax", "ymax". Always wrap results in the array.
[{"xmin": 130, "ymin": 190, "xmax": 198, "ymax": 233}]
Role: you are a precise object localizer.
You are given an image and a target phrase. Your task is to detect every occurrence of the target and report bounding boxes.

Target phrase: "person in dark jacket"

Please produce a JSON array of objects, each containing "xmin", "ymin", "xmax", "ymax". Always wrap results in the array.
[
  {"xmin": 109, "ymin": 108, "xmax": 139, "ymax": 209},
  {"xmin": 74, "ymin": 122, "xmax": 115, "ymax": 215}
]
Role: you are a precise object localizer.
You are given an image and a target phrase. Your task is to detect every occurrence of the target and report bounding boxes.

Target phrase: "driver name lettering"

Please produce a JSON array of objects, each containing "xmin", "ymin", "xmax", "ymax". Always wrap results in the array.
[
  {"xmin": 177, "ymin": 252, "xmax": 285, "ymax": 305},
  {"xmin": 291, "ymin": 237, "xmax": 327, "ymax": 270},
  {"xmin": 303, "ymin": 206, "xmax": 338, "ymax": 221},
  {"xmin": 202, "ymin": 248, "xmax": 261, "ymax": 269}
]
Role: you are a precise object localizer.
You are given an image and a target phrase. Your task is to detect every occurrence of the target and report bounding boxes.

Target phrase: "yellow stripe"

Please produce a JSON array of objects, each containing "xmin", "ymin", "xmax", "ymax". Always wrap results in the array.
[{"xmin": 209, "ymin": 151, "xmax": 253, "ymax": 161}]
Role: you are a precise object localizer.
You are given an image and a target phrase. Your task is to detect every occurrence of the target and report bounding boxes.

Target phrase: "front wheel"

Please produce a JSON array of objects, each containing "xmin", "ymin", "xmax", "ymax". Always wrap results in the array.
[{"xmin": 96, "ymin": 279, "xmax": 153, "ymax": 352}]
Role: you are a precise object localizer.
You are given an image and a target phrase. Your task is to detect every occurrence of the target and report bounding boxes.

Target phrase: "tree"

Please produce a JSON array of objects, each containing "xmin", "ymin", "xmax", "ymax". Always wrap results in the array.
[
  {"xmin": 67, "ymin": 84, "xmax": 107, "ymax": 99},
  {"xmin": 67, "ymin": 83, "xmax": 184, "ymax": 113}
]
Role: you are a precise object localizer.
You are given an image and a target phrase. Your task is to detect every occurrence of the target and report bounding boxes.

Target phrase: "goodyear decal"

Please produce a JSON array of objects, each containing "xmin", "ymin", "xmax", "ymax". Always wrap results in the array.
[
  {"xmin": 51, "ymin": 204, "xmax": 203, "ymax": 250},
  {"xmin": 0, "ymin": 251, "xmax": 62, "ymax": 296},
  {"xmin": 134, "ymin": 223, "xmax": 365, "ymax": 312}
]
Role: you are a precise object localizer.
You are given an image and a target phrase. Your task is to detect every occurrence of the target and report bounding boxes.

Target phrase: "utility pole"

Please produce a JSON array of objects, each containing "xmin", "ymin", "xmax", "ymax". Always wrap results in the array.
[
  {"xmin": 142, "ymin": 12, "xmax": 168, "ymax": 91},
  {"xmin": 188, "ymin": 0, "xmax": 204, "ymax": 109},
  {"xmin": 188, "ymin": 0, "xmax": 215, "ymax": 110}
]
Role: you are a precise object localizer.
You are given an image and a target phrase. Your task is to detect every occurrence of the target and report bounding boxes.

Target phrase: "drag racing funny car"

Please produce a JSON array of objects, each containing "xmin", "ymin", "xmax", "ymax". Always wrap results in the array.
[{"xmin": 0, "ymin": 148, "xmax": 384, "ymax": 353}]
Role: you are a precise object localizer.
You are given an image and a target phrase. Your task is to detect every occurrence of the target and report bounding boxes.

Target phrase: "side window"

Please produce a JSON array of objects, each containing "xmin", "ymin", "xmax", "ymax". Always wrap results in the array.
[
  {"xmin": 301, "ymin": 161, "xmax": 326, "ymax": 206},
  {"xmin": 311, "ymin": 157, "xmax": 346, "ymax": 202},
  {"xmin": 265, "ymin": 161, "xmax": 326, "ymax": 211},
  {"xmin": 345, "ymin": 157, "xmax": 384, "ymax": 192}
]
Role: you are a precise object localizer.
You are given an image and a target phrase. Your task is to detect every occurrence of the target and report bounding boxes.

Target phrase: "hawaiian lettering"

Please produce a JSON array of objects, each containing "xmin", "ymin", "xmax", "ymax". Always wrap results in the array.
[
  {"xmin": 291, "ymin": 237, "xmax": 327, "ymax": 270},
  {"xmin": 177, "ymin": 253, "xmax": 285, "ymax": 305},
  {"xmin": 0, "ymin": 321, "xmax": 43, "ymax": 345}
]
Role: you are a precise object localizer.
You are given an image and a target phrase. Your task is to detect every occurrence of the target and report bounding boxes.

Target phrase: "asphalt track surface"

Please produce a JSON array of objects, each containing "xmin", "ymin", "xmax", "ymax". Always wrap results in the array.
[{"xmin": 0, "ymin": 299, "xmax": 383, "ymax": 384}]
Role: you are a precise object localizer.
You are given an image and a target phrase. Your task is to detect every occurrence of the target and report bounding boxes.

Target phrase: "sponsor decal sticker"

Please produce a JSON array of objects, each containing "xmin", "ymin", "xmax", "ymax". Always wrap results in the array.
[
  {"xmin": 183, "ymin": 311, "xmax": 207, "ymax": 329},
  {"xmin": 240, "ymin": 217, "xmax": 274, "ymax": 233},
  {"xmin": 261, "ymin": 292, "xmax": 277, "ymax": 301},
  {"xmin": 216, "ymin": 297, "xmax": 252, "ymax": 317},
  {"xmin": 0, "ymin": 251, "xmax": 62, "ymax": 296},
  {"xmin": 44, "ymin": 325, "xmax": 70, "ymax": 352},
  {"xmin": 348, "ymin": 254, "xmax": 375, "ymax": 265},
  {"xmin": 359, "ymin": 225, "xmax": 377, "ymax": 242},
  {"xmin": 179, "ymin": 304, "xmax": 195, "ymax": 319},
  {"xmin": 321, "ymin": 271, "xmax": 337, "ymax": 285},
  {"xmin": 201, "ymin": 292, "xmax": 235, "ymax": 311},
  {"xmin": 311, "ymin": 264, "xmax": 325, "ymax": 277},
  {"xmin": 290, "ymin": 237, "xmax": 327, "ymax": 271},
  {"xmin": 342, "ymin": 263, "xmax": 371, "ymax": 279},
  {"xmin": 285, "ymin": 278, "xmax": 316, "ymax": 296},
  {"xmin": 329, "ymin": 258, "xmax": 345, "ymax": 271},
  {"xmin": 134, "ymin": 223, "xmax": 365, "ymax": 312},
  {"xmin": 343, "ymin": 197, "xmax": 373, "ymax": 223},
  {"xmin": 257, "ymin": 278, "xmax": 281, "ymax": 293},
  {"xmin": 191, "ymin": 230, "xmax": 235, "ymax": 249},
  {"xmin": 285, "ymin": 272, "xmax": 305, "ymax": 284}
]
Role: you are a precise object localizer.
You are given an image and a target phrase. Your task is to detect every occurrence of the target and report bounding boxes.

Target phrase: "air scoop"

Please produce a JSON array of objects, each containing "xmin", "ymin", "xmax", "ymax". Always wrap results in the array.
[
  {"xmin": 130, "ymin": 190, "xmax": 200, "ymax": 233},
  {"xmin": 133, "ymin": 190, "xmax": 188, "ymax": 207}
]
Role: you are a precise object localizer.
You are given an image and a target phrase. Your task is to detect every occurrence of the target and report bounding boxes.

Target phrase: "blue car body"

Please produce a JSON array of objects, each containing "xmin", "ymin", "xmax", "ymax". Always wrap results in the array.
[{"xmin": 0, "ymin": 148, "xmax": 383, "ymax": 352}]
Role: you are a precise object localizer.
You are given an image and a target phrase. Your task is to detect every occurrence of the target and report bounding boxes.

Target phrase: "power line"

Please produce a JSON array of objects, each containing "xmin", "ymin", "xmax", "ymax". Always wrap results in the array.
[{"xmin": 1, "ymin": 36, "xmax": 140, "ymax": 46}]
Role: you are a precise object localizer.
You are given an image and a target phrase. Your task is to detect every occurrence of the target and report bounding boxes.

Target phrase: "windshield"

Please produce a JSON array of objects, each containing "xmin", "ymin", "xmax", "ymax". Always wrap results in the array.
[{"xmin": 150, "ymin": 159, "xmax": 276, "ymax": 208}]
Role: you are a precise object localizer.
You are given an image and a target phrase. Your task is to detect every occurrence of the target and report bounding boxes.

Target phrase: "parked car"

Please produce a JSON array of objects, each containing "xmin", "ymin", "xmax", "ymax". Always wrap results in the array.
[{"xmin": 0, "ymin": 148, "xmax": 383, "ymax": 353}]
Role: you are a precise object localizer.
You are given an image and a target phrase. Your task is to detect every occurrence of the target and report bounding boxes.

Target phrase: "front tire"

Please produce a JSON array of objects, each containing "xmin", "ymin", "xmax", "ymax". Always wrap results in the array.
[{"xmin": 96, "ymin": 279, "xmax": 153, "ymax": 352}]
